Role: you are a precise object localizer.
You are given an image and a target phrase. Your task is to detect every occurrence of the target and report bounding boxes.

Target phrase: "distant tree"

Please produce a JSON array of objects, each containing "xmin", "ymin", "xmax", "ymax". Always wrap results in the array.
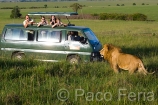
[
  {"xmin": 133, "ymin": 3, "xmax": 136, "ymax": 5},
  {"xmin": 44, "ymin": 4, "xmax": 47, "ymax": 8},
  {"xmin": 10, "ymin": 6, "xmax": 22, "ymax": 18},
  {"xmin": 70, "ymin": 3, "xmax": 82, "ymax": 13}
]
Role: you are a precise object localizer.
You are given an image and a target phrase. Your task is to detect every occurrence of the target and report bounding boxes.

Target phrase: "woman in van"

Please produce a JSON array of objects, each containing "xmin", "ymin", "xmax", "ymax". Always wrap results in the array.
[
  {"xmin": 52, "ymin": 18, "xmax": 67, "ymax": 28},
  {"xmin": 37, "ymin": 16, "xmax": 48, "ymax": 27},
  {"xmin": 23, "ymin": 15, "xmax": 33, "ymax": 28},
  {"xmin": 49, "ymin": 15, "xmax": 56, "ymax": 25}
]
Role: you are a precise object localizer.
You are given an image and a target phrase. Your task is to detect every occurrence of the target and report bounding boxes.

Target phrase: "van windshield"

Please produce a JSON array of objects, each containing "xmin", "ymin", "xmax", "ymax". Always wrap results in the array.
[{"xmin": 83, "ymin": 28, "xmax": 99, "ymax": 45}]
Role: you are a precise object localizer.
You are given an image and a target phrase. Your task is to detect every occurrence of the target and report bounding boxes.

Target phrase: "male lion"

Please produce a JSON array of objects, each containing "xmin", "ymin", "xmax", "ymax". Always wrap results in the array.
[{"xmin": 100, "ymin": 44, "xmax": 154, "ymax": 75}]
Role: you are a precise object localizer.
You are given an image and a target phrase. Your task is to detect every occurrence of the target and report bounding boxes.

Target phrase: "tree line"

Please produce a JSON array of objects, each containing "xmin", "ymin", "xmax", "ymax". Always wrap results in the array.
[{"xmin": 10, "ymin": 3, "xmax": 82, "ymax": 18}]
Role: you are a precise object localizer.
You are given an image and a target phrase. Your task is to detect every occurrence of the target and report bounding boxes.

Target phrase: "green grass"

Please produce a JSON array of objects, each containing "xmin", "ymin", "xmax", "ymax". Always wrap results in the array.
[
  {"xmin": 0, "ymin": 1, "xmax": 158, "ymax": 105},
  {"xmin": 0, "ymin": 60, "xmax": 157, "ymax": 104}
]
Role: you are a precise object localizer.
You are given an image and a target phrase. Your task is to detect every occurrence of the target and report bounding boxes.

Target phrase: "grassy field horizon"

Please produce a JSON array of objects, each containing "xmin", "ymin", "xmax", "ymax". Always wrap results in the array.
[{"xmin": 0, "ymin": 0, "xmax": 158, "ymax": 21}]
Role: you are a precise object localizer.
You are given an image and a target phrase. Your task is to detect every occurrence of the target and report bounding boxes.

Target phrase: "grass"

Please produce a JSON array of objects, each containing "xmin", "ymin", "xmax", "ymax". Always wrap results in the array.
[
  {"xmin": 0, "ymin": 1, "xmax": 158, "ymax": 105},
  {"xmin": 0, "ymin": 60, "xmax": 157, "ymax": 104},
  {"xmin": 0, "ymin": 27, "xmax": 158, "ymax": 104}
]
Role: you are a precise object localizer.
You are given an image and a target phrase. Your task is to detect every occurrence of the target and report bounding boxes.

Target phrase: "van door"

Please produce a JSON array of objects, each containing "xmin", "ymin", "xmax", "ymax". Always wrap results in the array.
[
  {"xmin": 64, "ymin": 30, "xmax": 92, "ymax": 62},
  {"xmin": 35, "ymin": 29, "xmax": 66, "ymax": 61}
]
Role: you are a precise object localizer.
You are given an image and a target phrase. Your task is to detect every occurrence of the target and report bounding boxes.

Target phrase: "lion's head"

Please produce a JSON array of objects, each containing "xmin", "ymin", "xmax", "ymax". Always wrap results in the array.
[{"xmin": 100, "ymin": 44, "xmax": 122, "ymax": 60}]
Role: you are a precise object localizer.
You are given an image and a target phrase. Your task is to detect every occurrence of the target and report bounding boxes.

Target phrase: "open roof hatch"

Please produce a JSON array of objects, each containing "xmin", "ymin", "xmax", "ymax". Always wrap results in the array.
[{"xmin": 28, "ymin": 12, "xmax": 78, "ymax": 26}]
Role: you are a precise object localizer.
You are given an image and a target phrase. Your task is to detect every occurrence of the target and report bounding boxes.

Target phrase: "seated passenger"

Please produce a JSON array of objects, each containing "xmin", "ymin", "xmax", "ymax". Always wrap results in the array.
[
  {"xmin": 23, "ymin": 15, "xmax": 33, "ymax": 28},
  {"xmin": 68, "ymin": 31, "xmax": 80, "ymax": 41},
  {"xmin": 50, "ymin": 15, "xmax": 56, "ymax": 25},
  {"xmin": 37, "ymin": 16, "xmax": 48, "ymax": 27},
  {"xmin": 40, "ymin": 31, "xmax": 47, "ymax": 38},
  {"xmin": 68, "ymin": 31, "xmax": 75, "ymax": 41},
  {"xmin": 73, "ymin": 31, "xmax": 80, "ymax": 41},
  {"xmin": 52, "ymin": 18, "xmax": 67, "ymax": 28}
]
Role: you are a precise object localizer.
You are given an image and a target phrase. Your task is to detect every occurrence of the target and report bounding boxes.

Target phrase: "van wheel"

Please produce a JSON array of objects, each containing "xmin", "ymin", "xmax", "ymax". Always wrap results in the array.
[
  {"xmin": 12, "ymin": 53, "xmax": 25, "ymax": 60},
  {"xmin": 67, "ymin": 55, "xmax": 80, "ymax": 64}
]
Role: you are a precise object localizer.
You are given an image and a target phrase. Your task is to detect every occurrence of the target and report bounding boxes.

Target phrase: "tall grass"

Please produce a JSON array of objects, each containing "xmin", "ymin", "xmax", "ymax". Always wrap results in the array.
[{"xmin": 0, "ymin": 59, "xmax": 157, "ymax": 104}]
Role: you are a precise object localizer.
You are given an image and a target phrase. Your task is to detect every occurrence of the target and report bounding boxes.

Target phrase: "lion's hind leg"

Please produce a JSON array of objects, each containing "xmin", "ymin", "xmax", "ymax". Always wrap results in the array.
[{"xmin": 128, "ymin": 68, "xmax": 136, "ymax": 75}]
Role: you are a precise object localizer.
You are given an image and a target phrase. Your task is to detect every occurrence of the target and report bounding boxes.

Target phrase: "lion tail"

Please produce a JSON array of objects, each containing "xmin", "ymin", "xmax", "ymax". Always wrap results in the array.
[{"xmin": 138, "ymin": 63, "xmax": 155, "ymax": 75}]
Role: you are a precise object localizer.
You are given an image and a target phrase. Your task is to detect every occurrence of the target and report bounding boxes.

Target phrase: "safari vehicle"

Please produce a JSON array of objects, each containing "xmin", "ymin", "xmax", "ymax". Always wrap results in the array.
[{"xmin": 0, "ymin": 12, "xmax": 102, "ymax": 63}]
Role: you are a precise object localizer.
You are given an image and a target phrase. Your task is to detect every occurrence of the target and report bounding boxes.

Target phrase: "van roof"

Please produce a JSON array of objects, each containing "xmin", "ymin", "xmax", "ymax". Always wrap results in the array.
[
  {"xmin": 28, "ymin": 12, "xmax": 78, "ymax": 16},
  {"xmin": 5, "ymin": 24, "xmax": 88, "ymax": 30}
]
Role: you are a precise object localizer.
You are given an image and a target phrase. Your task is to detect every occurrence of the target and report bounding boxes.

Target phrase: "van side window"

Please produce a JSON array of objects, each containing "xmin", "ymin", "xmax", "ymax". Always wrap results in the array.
[
  {"xmin": 37, "ymin": 30, "xmax": 48, "ymax": 41},
  {"xmin": 4, "ymin": 28, "xmax": 35, "ymax": 41},
  {"xmin": 67, "ymin": 30, "xmax": 87, "ymax": 44},
  {"xmin": 4, "ymin": 29, "xmax": 12, "ymax": 40},
  {"xmin": 5, "ymin": 28, "xmax": 22, "ymax": 40},
  {"xmin": 37, "ymin": 30, "xmax": 61, "ymax": 42},
  {"xmin": 19, "ymin": 30, "xmax": 27, "ymax": 40}
]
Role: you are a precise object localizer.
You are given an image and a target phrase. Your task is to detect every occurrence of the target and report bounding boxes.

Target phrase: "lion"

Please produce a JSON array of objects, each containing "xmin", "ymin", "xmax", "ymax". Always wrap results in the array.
[{"xmin": 100, "ymin": 44, "xmax": 154, "ymax": 75}]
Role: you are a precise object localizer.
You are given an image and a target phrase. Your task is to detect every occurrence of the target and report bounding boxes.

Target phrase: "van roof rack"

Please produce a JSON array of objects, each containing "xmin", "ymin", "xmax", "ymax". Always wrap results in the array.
[
  {"xmin": 28, "ymin": 12, "xmax": 78, "ymax": 16},
  {"xmin": 28, "ymin": 12, "xmax": 78, "ymax": 26}
]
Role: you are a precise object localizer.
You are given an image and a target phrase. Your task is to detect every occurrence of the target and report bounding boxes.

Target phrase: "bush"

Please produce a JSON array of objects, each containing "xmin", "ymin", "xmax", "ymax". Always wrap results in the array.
[
  {"xmin": 62, "ymin": 6, "xmax": 67, "ymax": 8},
  {"xmin": 10, "ymin": 6, "xmax": 22, "ymax": 18},
  {"xmin": 1, "ymin": 7, "xmax": 13, "ymax": 9},
  {"xmin": 132, "ymin": 13, "xmax": 147, "ymax": 21},
  {"xmin": 133, "ymin": 3, "xmax": 136, "ymax": 5},
  {"xmin": 54, "ymin": 6, "xmax": 59, "ymax": 8},
  {"xmin": 91, "ymin": 13, "xmax": 99, "ymax": 16},
  {"xmin": 98, "ymin": 13, "xmax": 147, "ymax": 21},
  {"xmin": 99, "ymin": 13, "xmax": 108, "ymax": 20}
]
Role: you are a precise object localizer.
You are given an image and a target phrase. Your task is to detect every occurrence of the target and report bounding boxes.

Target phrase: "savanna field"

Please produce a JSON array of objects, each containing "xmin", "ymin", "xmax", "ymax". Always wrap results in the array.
[{"xmin": 0, "ymin": 0, "xmax": 158, "ymax": 104}]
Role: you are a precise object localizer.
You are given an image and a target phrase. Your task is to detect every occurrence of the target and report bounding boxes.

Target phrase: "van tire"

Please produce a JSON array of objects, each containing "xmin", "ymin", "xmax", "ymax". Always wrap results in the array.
[
  {"xmin": 67, "ymin": 55, "xmax": 80, "ymax": 64},
  {"xmin": 12, "ymin": 53, "xmax": 25, "ymax": 60}
]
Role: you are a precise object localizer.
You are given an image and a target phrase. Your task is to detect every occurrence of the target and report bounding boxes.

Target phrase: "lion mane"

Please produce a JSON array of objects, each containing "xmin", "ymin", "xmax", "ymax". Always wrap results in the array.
[{"xmin": 100, "ymin": 44, "xmax": 154, "ymax": 75}]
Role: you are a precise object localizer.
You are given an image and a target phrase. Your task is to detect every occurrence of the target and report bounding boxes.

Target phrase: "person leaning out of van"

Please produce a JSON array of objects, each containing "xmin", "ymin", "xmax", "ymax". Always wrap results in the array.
[
  {"xmin": 50, "ymin": 15, "xmax": 56, "ymax": 25},
  {"xmin": 52, "ymin": 18, "xmax": 67, "ymax": 28},
  {"xmin": 23, "ymin": 15, "xmax": 34, "ymax": 28},
  {"xmin": 37, "ymin": 16, "xmax": 48, "ymax": 27}
]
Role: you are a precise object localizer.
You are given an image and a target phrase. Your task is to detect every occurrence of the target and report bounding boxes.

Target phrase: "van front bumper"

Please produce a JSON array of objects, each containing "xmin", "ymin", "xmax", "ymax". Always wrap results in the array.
[{"xmin": 90, "ymin": 52, "xmax": 104, "ymax": 62}]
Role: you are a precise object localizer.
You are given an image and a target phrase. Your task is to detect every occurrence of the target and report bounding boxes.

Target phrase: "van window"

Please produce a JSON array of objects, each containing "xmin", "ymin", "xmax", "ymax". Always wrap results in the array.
[
  {"xmin": 67, "ymin": 30, "xmax": 81, "ymax": 41},
  {"xmin": 4, "ymin": 29, "xmax": 13, "ymax": 40},
  {"xmin": 67, "ymin": 30, "xmax": 86, "ymax": 44},
  {"xmin": 4, "ymin": 28, "xmax": 35, "ymax": 41},
  {"xmin": 37, "ymin": 30, "xmax": 61, "ymax": 42},
  {"xmin": 5, "ymin": 28, "xmax": 21, "ymax": 40}
]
